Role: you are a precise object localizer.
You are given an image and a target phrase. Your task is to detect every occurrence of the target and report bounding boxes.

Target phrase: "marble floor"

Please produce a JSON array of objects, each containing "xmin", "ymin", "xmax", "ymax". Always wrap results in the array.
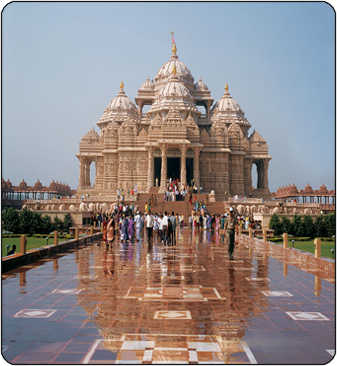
[{"xmin": 2, "ymin": 229, "xmax": 335, "ymax": 364}]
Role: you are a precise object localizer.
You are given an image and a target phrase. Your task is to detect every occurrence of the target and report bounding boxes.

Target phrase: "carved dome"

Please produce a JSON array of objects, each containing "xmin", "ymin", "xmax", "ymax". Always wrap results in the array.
[
  {"xmin": 211, "ymin": 84, "xmax": 249, "ymax": 125},
  {"xmin": 155, "ymin": 57, "xmax": 194, "ymax": 84},
  {"xmin": 97, "ymin": 82, "xmax": 139, "ymax": 129},
  {"xmin": 34, "ymin": 179, "xmax": 43, "ymax": 189},
  {"xmin": 81, "ymin": 128, "xmax": 99, "ymax": 142},
  {"xmin": 149, "ymin": 73, "xmax": 199, "ymax": 115},
  {"xmin": 194, "ymin": 77, "xmax": 208, "ymax": 91},
  {"xmin": 140, "ymin": 77, "xmax": 154, "ymax": 90}
]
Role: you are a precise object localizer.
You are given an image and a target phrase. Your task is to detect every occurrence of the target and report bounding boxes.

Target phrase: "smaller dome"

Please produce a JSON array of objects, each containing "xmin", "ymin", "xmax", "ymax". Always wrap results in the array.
[
  {"xmin": 158, "ymin": 79, "xmax": 192, "ymax": 98},
  {"xmin": 82, "ymin": 127, "xmax": 100, "ymax": 142},
  {"xmin": 194, "ymin": 77, "xmax": 208, "ymax": 91},
  {"xmin": 140, "ymin": 77, "xmax": 154, "ymax": 90}
]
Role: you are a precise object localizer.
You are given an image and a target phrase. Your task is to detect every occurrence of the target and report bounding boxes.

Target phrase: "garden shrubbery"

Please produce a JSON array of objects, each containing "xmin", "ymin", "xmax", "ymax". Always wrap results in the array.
[
  {"xmin": 2, "ymin": 208, "xmax": 72, "ymax": 236},
  {"xmin": 269, "ymin": 212, "xmax": 335, "ymax": 238}
]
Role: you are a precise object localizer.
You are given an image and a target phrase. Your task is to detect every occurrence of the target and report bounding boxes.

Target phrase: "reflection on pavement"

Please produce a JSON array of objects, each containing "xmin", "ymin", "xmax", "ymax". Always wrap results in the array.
[{"xmin": 2, "ymin": 228, "xmax": 335, "ymax": 364}]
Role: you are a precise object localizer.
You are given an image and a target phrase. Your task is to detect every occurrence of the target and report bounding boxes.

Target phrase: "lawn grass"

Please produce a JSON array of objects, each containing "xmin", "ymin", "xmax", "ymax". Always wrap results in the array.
[
  {"xmin": 286, "ymin": 240, "xmax": 335, "ymax": 259},
  {"xmin": 2, "ymin": 237, "xmax": 54, "ymax": 257}
]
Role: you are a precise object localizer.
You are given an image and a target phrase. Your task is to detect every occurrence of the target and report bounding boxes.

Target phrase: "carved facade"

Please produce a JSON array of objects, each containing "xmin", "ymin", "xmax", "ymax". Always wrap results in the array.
[{"xmin": 76, "ymin": 39, "xmax": 271, "ymax": 198}]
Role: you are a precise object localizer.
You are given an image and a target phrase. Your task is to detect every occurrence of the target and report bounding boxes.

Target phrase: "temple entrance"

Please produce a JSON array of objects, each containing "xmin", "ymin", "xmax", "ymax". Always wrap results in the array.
[
  {"xmin": 167, "ymin": 158, "xmax": 180, "ymax": 181},
  {"xmin": 154, "ymin": 157, "xmax": 161, "ymax": 186},
  {"xmin": 186, "ymin": 158, "xmax": 194, "ymax": 185}
]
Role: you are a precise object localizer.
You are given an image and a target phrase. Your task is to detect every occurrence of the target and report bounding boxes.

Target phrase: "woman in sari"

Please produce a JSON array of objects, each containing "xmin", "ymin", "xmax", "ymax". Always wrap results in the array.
[{"xmin": 128, "ymin": 214, "xmax": 134, "ymax": 239}]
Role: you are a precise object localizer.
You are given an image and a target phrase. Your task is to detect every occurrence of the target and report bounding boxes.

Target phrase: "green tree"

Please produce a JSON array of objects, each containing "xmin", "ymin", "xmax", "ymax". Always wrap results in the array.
[
  {"xmin": 280, "ymin": 216, "xmax": 291, "ymax": 234},
  {"xmin": 324, "ymin": 213, "xmax": 336, "ymax": 237},
  {"xmin": 315, "ymin": 215, "xmax": 327, "ymax": 237},
  {"xmin": 303, "ymin": 215, "xmax": 316, "ymax": 238},
  {"xmin": 62, "ymin": 213, "xmax": 72, "ymax": 233},
  {"xmin": 19, "ymin": 208, "xmax": 34, "ymax": 234},
  {"xmin": 2, "ymin": 207, "xmax": 20, "ymax": 233},
  {"xmin": 269, "ymin": 214, "xmax": 283, "ymax": 236},
  {"xmin": 53, "ymin": 216, "xmax": 63, "ymax": 233},
  {"xmin": 302, "ymin": 215, "xmax": 315, "ymax": 238},
  {"xmin": 41, "ymin": 215, "xmax": 53, "ymax": 234},
  {"xmin": 291, "ymin": 214, "xmax": 304, "ymax": 237},
  {"xmin": 30, "ymin": 211, "xmax": 43, "ymax": 234}
]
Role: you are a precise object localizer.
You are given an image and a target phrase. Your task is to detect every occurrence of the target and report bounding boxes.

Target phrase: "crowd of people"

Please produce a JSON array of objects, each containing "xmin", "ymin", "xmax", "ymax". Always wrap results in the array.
[{"xmin": 98, "ymin": 200, "xmax": 263, "ymax": 261}]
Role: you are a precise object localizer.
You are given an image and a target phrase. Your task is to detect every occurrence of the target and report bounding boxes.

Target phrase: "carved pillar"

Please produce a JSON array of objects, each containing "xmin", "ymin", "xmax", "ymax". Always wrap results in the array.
[
  {"xmin": 147, "ymin": 147, "xmax": 154, "ymax": 190},
  {"xmin": 78, "ymin": 157, "xmax": 85, "ymax": 188},
  {"xmin": 180, "ymin": 145, "xmax": 187, "ymax": 186},
  {"xmin": 262, "ymin": 160, "xmax": 269, "ymax": 190},
  {"xmin": 159, "ymin": 145, "xmax": 168, "ymax": 192},
  {"xmin": 193, "ymin": 148, "xmax": 201, "ymax": 193},
  {"xmin": 84, "ymin": 159, "xmax": 91, "ymax": 187}
]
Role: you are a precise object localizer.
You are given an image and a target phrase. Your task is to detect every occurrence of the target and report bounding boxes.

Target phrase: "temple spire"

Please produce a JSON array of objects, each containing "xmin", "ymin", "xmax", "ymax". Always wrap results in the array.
[
  {"xmin": 225, "ymin": 83, "xmax": 229, "ymax": 92},
  {"xmin": 120, "ymin": 81, "xmax": 124, "ymax": 91},
  {"xmin": 171, "ymin": 31, "xmax": 177, "ymax": 56}
]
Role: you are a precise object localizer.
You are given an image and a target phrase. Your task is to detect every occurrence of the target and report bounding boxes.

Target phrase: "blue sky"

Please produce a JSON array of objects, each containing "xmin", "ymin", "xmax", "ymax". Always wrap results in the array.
[{"xmin": 2, "ymin": 2, "xmax": 335, "ymax": 193}]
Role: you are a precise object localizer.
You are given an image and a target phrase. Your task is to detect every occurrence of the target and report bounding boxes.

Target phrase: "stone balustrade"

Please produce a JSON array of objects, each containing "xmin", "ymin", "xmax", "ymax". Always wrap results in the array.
[{"xmin": 238, "ymin": 234, "xmax": 335, "ymax": 279}]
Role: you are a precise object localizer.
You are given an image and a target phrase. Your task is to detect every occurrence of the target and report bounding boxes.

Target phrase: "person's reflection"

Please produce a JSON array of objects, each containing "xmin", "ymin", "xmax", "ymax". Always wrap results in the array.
[
  {"xmin": 228, "ymin": 263, "xmax": 236, "ymax": 310},
  {"xmin": 102, "ymin": 247, "xmax": 115, "ymax": 277}
]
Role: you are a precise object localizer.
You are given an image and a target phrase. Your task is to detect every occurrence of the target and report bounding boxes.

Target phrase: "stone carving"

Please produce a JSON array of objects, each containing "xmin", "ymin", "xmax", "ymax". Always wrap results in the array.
[
  {"xmin": 237, "ymin": 204, "xmax": 244, "ymax": 214},
  {"xmin": 88, "ymin": 203, "xmax": 95, "ymax": 211},
  {"xmin": 79, "ymin": 202, "xmax": 88, "ymax": 212},
  {"xmin": 101, "ymin": 203, "xmax": 108, "ymax": 212},
  {"xmin": 75, "ymin": 45, "xmax": 271, "ymax": 199},
  {"xmin": 272, "ymin": 207, "xmax": 279, "ymax": 214},
  {"xmin": 59, "ymin": 204, "xmax": 65, "ymax": 211},
  {"xmin": 69, "ymin": 205, "xmax": 76, "ymax": 211}
]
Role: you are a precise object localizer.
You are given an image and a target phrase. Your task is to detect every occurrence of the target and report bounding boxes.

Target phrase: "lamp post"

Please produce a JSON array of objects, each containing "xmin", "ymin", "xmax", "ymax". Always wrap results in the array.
[
  {"xmin": 46, "ymin": 237, "xmax": 49, "ymax": 246},
  {"xmin": 331, "ymin": 248, "xmax": 335, "ymax": 259},
  {"xmin": 291, "ymin": 239, "xmax": 295, "ymax": 248}
]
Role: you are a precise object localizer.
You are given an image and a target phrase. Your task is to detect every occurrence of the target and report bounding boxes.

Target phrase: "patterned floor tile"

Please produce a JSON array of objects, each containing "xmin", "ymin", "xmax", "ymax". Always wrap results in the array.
[
  {"xmin": 14, "ymin": 309, "xmax": 57, "ymax": 318},
  {"xmin": 286, "ymin": 311, "xmax": 330, "ymax": 321}
]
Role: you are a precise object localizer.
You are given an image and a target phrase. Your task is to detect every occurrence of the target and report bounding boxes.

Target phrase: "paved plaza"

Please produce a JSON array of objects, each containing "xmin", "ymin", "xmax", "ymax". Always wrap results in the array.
[{"xmin": 2, "ymin": 229, "xmax": 335, "ymax": 364}]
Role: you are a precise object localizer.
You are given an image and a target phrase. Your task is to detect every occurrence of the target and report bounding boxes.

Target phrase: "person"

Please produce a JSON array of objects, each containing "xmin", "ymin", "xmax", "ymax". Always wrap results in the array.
[
  {"xmin": 127, "ymin": 214, "xmax": 134, "ymax": 240},
  {"xmin": 189, "ymin": 214, "xmax": 192, "ymax": 229},
  {"xmin": 7, "ymin": 244, "xmax": 16, "ymax": 256},
  {"xmin": 155, "ymin": 177, "xmax": 158, "ymax": 187},
  {"xmin": 120, "ymin": 215, "xmax": 128, "ymax": 242},
  {"xmin": 134, "ymin": 211, "xmax": 142, "ymax": 241},
  {"xmin": 158, "ymin": 214, "xmax": 163, "ymax": 241},
  {"xmin": 225, "ymin": 207, "xmax": 237, "ymax": 260},
  {"xmin": 145, "ymin": 210, "xmax": 154, "ymax": 245},
  {"xmin": 170, "ymin": 211, "xmax": 177, "ymax": 245},
  {"xmin": 167, "ymin": 215, "xmax": 173, "ymax": 245},
  {"xmin": 162, "ymin": 211, "xmax": 169, "ymax": 243},
  {"xmin": 106, "ymin": 215, "xmax": 115, "ymax": 249},
  {"xmin": 153, "ymin": 213, "xmax": 159, "ymax": 238}
]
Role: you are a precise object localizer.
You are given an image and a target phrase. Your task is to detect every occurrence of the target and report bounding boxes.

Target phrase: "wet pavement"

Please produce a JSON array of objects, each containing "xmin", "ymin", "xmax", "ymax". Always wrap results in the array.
[{"xmin": 2, "ymin": 229, "xmax": 335, "ymax": 364}]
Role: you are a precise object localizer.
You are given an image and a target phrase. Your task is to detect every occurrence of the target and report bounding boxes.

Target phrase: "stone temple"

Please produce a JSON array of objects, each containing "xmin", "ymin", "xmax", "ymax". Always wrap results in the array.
[{"xmin": 76, "ymin": 39, "xmax": 271, "ymax": 199}]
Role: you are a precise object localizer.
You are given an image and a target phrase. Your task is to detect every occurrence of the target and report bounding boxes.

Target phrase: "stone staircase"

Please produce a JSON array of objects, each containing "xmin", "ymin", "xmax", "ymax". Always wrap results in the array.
[{"xmin": 122, "ymin": 189, "xmax": 226, "ymax": 217}]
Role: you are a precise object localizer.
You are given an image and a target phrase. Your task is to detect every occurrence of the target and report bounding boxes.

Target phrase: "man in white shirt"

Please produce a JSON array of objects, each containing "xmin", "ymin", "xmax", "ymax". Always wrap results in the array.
[
  {"xmin": 134, "ymin": 211, "xmax": 143, "ymax": 241},
  {"xmin": 145, "ymin": 210, "xmax": 154, "ymax": 245},
  {"xmin": 162, "ymin": 211, "xmax": 168, "ymax": 243}
]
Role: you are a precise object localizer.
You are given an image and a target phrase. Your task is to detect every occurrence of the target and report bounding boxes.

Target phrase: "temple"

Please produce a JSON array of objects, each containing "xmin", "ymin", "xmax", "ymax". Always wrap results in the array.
[{"xmin": 76, "ymin": 37, "xmax": 271, "ymax": 199}]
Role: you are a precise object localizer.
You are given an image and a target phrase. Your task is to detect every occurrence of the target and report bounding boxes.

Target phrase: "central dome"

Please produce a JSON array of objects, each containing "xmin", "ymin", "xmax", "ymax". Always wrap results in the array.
[
  {"xmin": 149, "ymin": 73, "xmax": 198, "ymax": 114},
  {"xmin": 154, "ymin": 46, "xmax": 195, "ymax": 92}
]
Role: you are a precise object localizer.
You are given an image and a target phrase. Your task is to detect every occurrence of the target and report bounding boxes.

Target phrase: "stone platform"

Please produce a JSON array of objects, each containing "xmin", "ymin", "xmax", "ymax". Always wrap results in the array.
[{"xmin": 2, "ymin": 229, "xmax": 335, "ymax": 364}]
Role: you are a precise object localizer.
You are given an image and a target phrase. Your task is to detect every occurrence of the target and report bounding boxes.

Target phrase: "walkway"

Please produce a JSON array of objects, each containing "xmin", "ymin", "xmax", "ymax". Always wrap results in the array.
[{"xmin": 2, "ymin": 229, "xmax": 335, "ymax": 364}]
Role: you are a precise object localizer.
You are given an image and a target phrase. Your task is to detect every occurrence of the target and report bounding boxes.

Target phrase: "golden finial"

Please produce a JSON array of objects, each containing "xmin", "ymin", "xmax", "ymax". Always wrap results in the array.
[
  {"xmin": 120, "ymin": 81, "xmax": 124, "ymax": 90},
  {"xmin": 225, "ymin": 83, "xmax": 229, "ymax": 92},
  {"xmin": 172, "ymin": 64, "xmax": 177, "ymax": 75},
  {"xmin": 171, "ymin": 31, "xmax": 177, "ymax": 55}
]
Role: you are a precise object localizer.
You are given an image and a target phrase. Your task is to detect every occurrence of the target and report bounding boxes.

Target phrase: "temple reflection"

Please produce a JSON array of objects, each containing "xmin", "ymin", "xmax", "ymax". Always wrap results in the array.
[{"xmin": 73, "ymin": 229, "xmax": 273, "ymax": 362}]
